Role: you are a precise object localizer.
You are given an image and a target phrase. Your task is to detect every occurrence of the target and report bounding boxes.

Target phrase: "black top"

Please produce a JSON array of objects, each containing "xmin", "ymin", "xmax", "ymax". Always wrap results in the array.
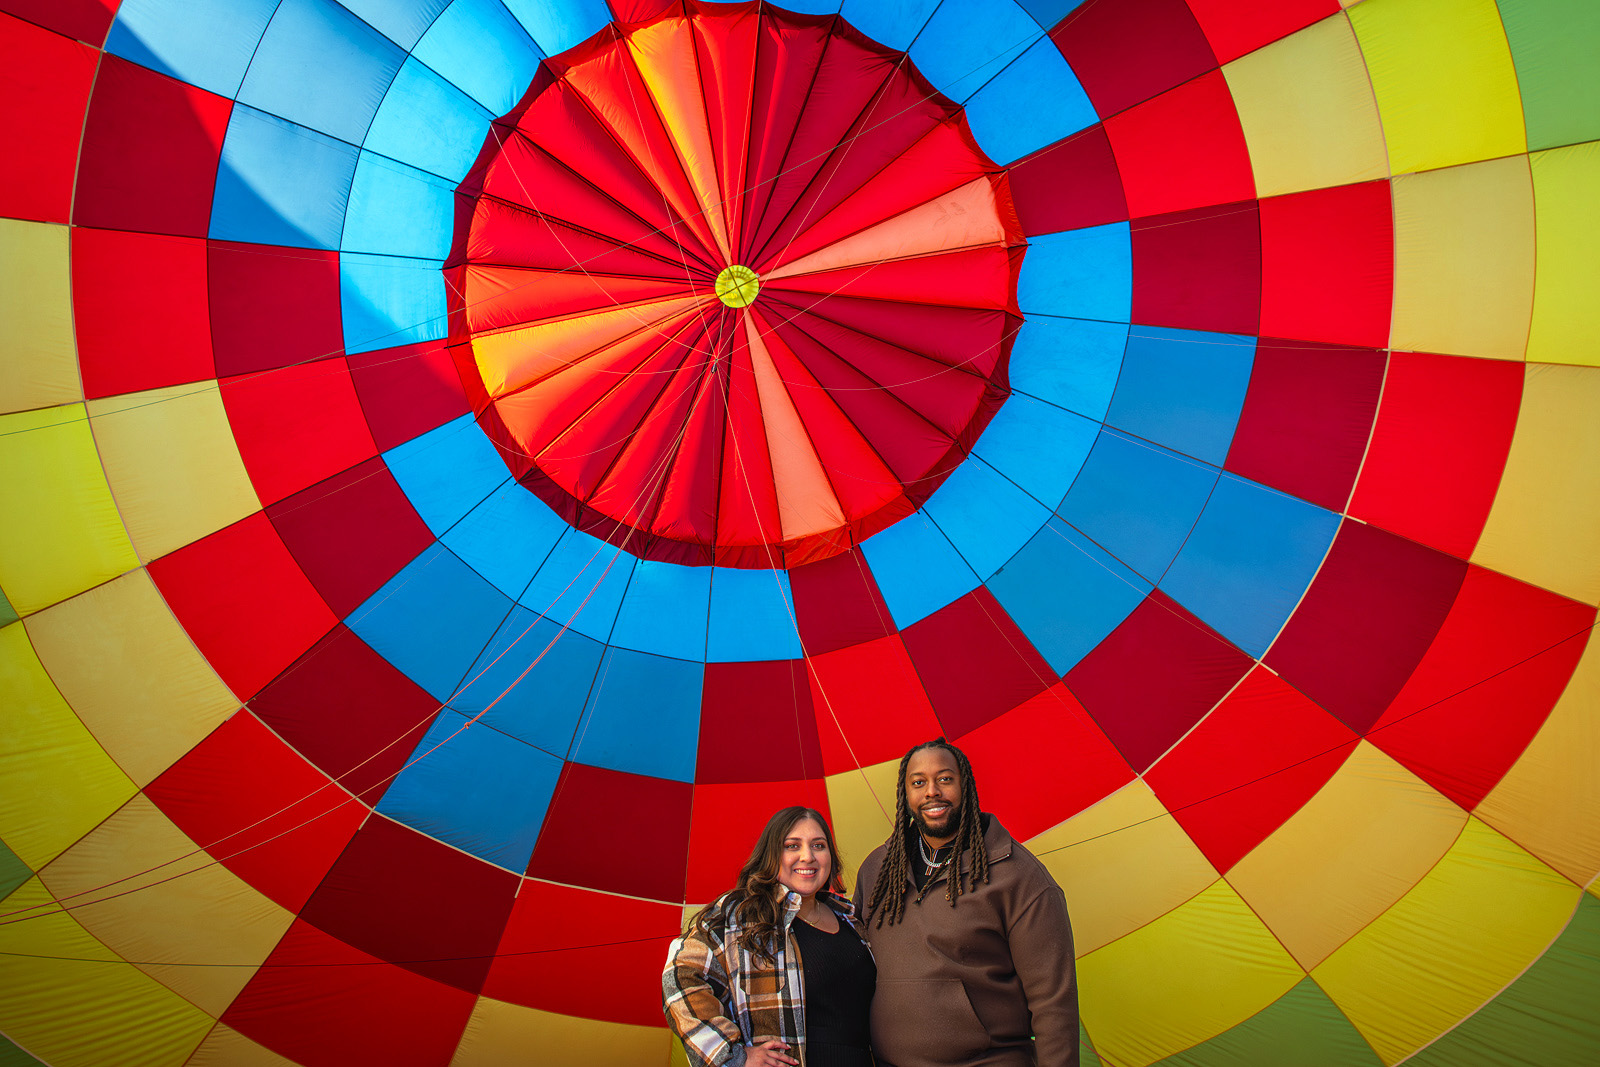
[{"xmin": 793, "ymin": 908, "xmax": 876, "ymax": 1067}]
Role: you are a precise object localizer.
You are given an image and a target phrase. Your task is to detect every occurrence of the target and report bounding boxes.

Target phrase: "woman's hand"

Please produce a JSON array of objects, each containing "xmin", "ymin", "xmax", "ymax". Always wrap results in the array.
[{"xmin": 744, "ymin": 1039, "xmax": 798, "ymax": 1066}]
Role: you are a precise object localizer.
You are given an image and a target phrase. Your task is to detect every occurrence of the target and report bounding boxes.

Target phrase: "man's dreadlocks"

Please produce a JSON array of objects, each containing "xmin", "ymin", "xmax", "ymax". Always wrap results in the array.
[{"xmin": 864, "ymin": 737, "xmax": 991, "ymax": 927}]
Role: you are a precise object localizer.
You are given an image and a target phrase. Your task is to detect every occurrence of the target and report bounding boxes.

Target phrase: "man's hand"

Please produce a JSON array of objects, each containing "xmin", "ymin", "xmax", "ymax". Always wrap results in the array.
[{"xmin": 745, "ymin": 1039, "xmax": 798, "ymax": 1066}]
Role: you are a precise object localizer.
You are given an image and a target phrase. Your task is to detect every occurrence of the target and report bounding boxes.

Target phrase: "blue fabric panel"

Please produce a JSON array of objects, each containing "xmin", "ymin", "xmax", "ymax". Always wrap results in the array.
[
  {"xmin": 988, "ymin": 517, "xmax": 1149, "ymax": 675},
  {"xmin": 342, "ymin": 152, "xmax": 455, "ymax": 258},
  {"xmin": 106, "ymin": 0, "xmax": 276, "ymax": 98},
  {"xmin": 1009, "ymin": 316, "xmax": 1127, "ymax": 422},
  {"xmin": 412, "ymin": 0, "xmax": 545, "ymax": 116},
  {"xmin": 972, "ymin": 392, "xmax": 1098, "ymax": 510},
  {"xmin": 705, "ymin": 568, "xmax": 802, "ymax": 663},
  {"xmin": 1056, "ymin": 430, "xmax": 1219, "ymax": 583},
  {"xmin": 210, "ymin": 106, "xmax": 360, "ymax": 250},
  {"xmin": 1106, "ymin": 327, "xmax": 1255, "ymax": 466},
  {"xmin": 364, "ymin": 56, "xmax": 492, "ymax": 181},
  {"xmin": 1016, "ymin": 0, "xmax": 1088, "ymax": 30},
  {"xmin": 962, "ymin": 37, "xmax": 1095, "ymax": 163},
  {"xmin": 441, "ymin": 480, "xmax": 567, "ymax": 598},
  {"xmin": 347, "ymin": 543, "xmax": 514, "ymax": 703},
  {"xmin": 909, "ymin": 0, "xmax": 1041, "ymax": 103},
  {"xmin": 502, "ymin": 0, "xmax": 619, "ymax": 52},
  {"xmin": 921, "ymin": 458, "xmax": 1053, "ymax": 582},
  {"xmin": 450, "ymin": 607, "xmax": 602, "ymax": 753},
  {"xmin": 339, "ymin": 0, "xmax": 452, "ymax": 50},
  {"xmin": 236, "ymin": 0, "xmax": 404, "ymax": 146},
  {"xmin": 376, "ymin": 709, "xmax": 562, "ymax": 871},
  {"xmin": 340, "ymin": 252, "xmax": 448, "ymax": 354},
  {"xmin": 1161, "ymin": 474, "xmax": 1340, "ymax": 658},
  {"xmin": 860, "ymin": 511, "xmax": 981, "ymax": 629},
  {"xmin": 1017, "ymin": 224, "xmax": 1132, "ymax": 323},
  {"xmin": 521, "ymin": 530, "xmax": 635, "ymax": 643},
  {"xmin": 610, "ymin": 560, "xmax": 711, "ymax": 661},
  {"xmin": 570, "ymin": 647, "xmax": 703, "ymax": 782},
  {"xmin": 839, "ymin": 0, "xmax": 940, "ymax": 50},
  {"xmin": 384, "ymin": 415, "xmax": 511, "ymax": 536}
]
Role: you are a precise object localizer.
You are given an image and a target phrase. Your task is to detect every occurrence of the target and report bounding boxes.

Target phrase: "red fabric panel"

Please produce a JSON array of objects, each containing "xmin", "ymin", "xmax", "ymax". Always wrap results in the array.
[
  {"xmin": 348, "ymin": 340, "xmax": 469, "ymax": 453},
  {"xmin": 1184, "ymin": 0, "xmax": 1341, "ymax": 65},
  {"xmin": 221, "ymin": 357, "xmax": 379, "ymax": 507},
  {"xmin": 698, "ymin": 659, "xmax": 824, "ymax": 783},
  {"xmin": 250, "ymin": 626, "xmax": 440, "ymax": 806},
  {"xmin": 465, "ymin": 195, "xmax": 696, "ymax": 279},
  {"xmin": 148, "ymin": 513, "xmax": 339, "ymax": 700},
  {"xmin": 73, "ymin": 54, "xmax": 232, "ymax": 237},
  {"xmin": 297, "ymin": 813, "xmax": 519, "ymax": 992},
  {"xmin": 692, "ymin": 3, "xmax": 758, "ymax": 254},
  {"xmin": 1007, "ymin": 124, "xmax": 1129, "ymax": 236},
  {"xmin": 611, "ymin": 0, "xmax": 677, "ymax": 21},
  {"xmin": 145, "ymin": 713, "xmax": 365, "ymax": 912},
  {"xmin": 899, "ymin": 588, "xmax": 1055, "ymax": 739},
  {"xmin": 209, "ymin": 240, "xmax": 344, "ymax": 378},
  {"xmin": 1064, "ymin": 592, "xmax": 1254, "ymax": 772},
  {"xmin": 806, "ymin": 635, "xmax": 944, "ymax": 775},
  {"xmin": 1102, "ymin": 71, "xmax": 1254, "ymax": 218},
  {"xmin": 1224, "ymin": 339, "xmax": 1385, "ymax": 512},
  {"xmin": 1051, "ymin": 0, "xmax": 1218, "ymax": 119},
  {"xmin": 527, "ymin": 763, "xmax": 692, "ymax": 900},
  {"xmin": 740, "ymin": 9, "xmax": 832, "ymax": 260},
  {"xmin": 955, "ymin": 683, "xmax": 1136, "ymax": 842},
  {"xmin": 0, "ymin": 14, "xmax": 97, "ymax": 223},
  {"xmin": 771, "ymin": 294, "xmax": 1013, "ymax": 381},
  {"xmin": 791, "ymin": 550, "xmax": 896, "ymax": 655},
  {"xmin": 0, "ymin": 0, "xmax": 116, "ymax": 44},
  {"xmin": 1130, "ymin": 199, "xmax": 1261, "ymax": 336},
  {"xmin": 716, "ymin": 328, "xmax": 781, "ymax": 555},
  {"xmin": 487, "ymin": 880, "xmax": 683, "ymax": 1025},
  {"xmin": 683, "ymin": 779, "xmax": 833, "ymax": 904},
  {"xmin": 1265, "ymin": 519, "xmax": 1467, "ymax": 734},
  {"xmin": 1144, "ymin": 667, "xmax": 1358, "ymax": 871},
  {"xmin": 1348, "ymin": 352, "xmax": 1522, "ymax": 560},
  {"xmin": 1258, "ymin": 181, "xmax": 1394, "ymax": 348},
  {"xmin": 765, "ymin": 245, "xmax": 1018, "ymax": 310},
  {"xmin": 223, "ymin": 919, "xmax": 476, "ymax": 1067},
  {"xmin": 71, "ymin": 227, "xmax": 214, "ymax": 398},
  {"xmin": 1370, "ymin": 566, "xmax": 1596, "ymax": 810}
]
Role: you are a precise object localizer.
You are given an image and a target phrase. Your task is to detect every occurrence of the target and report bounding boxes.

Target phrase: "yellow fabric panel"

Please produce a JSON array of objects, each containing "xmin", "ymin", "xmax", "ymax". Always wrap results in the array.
[
  {"xmin": 1347, "ymin": 0, "xmax": 1525, "ymax": 175},
  {"xmin": 1526, "ymin": 142, "xmax": 1600, "ymax": 367},
  {"xmin": 1389, "ymin": 155, "xmax": 1535, "ymax": 360},
  {"xmin": 824, "ymin": 759, "xmax": 899, "ymax": 892},
  {"xmin": 1222, "ymin": 15, "xmax": 1388, "ymax": 197},
  {"xmin": 39, "ymin": 794, "xmax": 293, "ymax": 1018},
  {"xmin": 1476, "ymin": 630, "xmax": 1600, "ymax": 886},
  {"xmin": 1472, "ymin": 363, "xmax": 1600, "ymax": 605},
  {"xmin": 0, "ymin": 877, "xmax": 213, "ymax": 1067},
  {"xmin": 183, "ymin": 1024, "xmax": 301, "ymax": 1067},
  {"xmin": 25, "ymin": 570, "xmax": 237, "ymax": 787},
  {"xmin": 0, "ymin": 623, "xmax": 136, "ymax": 868},
  {"xmin": 1227, "ymin": 742, "xmax": 1467, "ymax": 970},
  {"xmin": 451, "ymin": 996, "xmax": 675, "ymax": 1067},
  {"xmin": 1078, "ymin": 880, "xmax": 1306, "ymax": 1067},
  {"xmin": 0, "ymin": 218, "xmax": 79, "ymax": 413},
  {"xmin": 1029, "ymin": 780, "xmax": 1218, "ymax": 955},
  {"xmin": 87, "ymin": 384, "xmax": 260, "ymax": 563},
  {"xmin": 0, "ymin": 404, "xmax": 139, "ymax": 616},
  {"xmin": 1312, "ymin": 817, "xmax": 1582, "ymax": 1065}
]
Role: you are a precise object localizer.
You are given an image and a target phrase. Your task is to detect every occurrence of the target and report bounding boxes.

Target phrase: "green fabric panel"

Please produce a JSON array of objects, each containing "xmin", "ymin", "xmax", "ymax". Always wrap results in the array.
[
  {"xmin": 1405, "ymin": 893, "xmax": 1600, "ymax": 1067},
  {"xmin": 0, "ymin": 1033, "xmax": 48, "ymax": 1067},
  {"xmin": 1498, "ymin": 0, "xmax": 1600, "ymax": 150},
  {"xmin": 0, "ymin": 586, "xmax": 17, "ymax": 628},
  {"xmin": 1080, "ymin": 1022, "xmax": 1102, "ymax": 1067},
  {"xmin": 0, "ymin": 837, "xmax": 30, "ymax": 902},
  {"xmin": 1147, "ymin": 977, "xmax": 1382, "ymax": 1067}
]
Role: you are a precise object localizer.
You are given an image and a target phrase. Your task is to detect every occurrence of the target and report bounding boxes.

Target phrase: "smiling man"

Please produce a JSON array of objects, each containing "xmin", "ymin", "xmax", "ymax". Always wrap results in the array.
[{"xmin": 854, "ymin": 739, "xmax": 1079, "ymax": 1067}]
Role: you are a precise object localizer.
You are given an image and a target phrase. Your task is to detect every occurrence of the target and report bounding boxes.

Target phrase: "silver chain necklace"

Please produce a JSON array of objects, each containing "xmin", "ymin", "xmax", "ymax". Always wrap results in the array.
[{"xmin": 918, "ymin": 835, "xmax": 951, "ymax": 873}]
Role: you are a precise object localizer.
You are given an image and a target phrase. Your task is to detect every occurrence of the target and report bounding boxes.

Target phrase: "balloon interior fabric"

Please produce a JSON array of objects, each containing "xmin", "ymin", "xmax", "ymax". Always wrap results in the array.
[{"xmin": 0, "ymin": 1, "xmax": 1598, "ymax": 1066}]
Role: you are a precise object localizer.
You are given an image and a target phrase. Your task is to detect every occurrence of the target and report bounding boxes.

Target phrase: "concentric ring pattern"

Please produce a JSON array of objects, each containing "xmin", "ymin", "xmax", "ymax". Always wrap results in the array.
[{"xmin": 1, "ymin": 2, "xmax": 1599, "ymax": 1067}]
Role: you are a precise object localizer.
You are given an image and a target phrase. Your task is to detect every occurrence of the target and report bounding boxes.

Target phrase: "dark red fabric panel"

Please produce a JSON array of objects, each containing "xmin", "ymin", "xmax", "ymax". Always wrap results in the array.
[
  {"xmin": 1258, "ymin": 180, "xmax": 1394, "ymax": 349},
  {"xmin": 465, "ymin": 196, "xmax": 696, "ymax": 279},
  {"xmin": 0, "ymin": 0, "xmax": 115, "ymax": 44},
  {"xmin": 1266, "ymin": 519, "xmax": 1468, "ymax": 735},
  {"xmin": 348, "ymin": 341, "xmax": 470, "ymax": 453},
  {"xmin": 223, "ymin": 919, "xmax": 477, "ymax": 1067},
  {"xmin": 527, "ymin": 763, "xmax": 692, "ymax": 900},
  {"xmin": 806, "ymin": 636, "xmax": 944, "ymax": 775},
  {"xmin": 773, "ymin": 294, "xmax": 1013, "ymax": 379},
  {"xmin": 1007, "ymin": 124, "xmax": 1129, "ymax": 236},
  {"xmin": 1370, "ymin": 566, "xmax": 1596, "ymax": 810},
  {"xmin": 740, "ymin": 9, "xmax": 832, "ymax": 259},
  {"xmin": 697, "ymin": 659, "xmax": 824, "ymax": 783},
  {"xmin": 791, "ymin": 550, "xmax": 896, "ymax": 655},
  {"xmin": 209, "ymin": 240, "xmax": 344, "ymax": 378},
  {"xmin": 73, "ymin": 54, "xmax": 232, "ymax": 237},
  {"xmin": 683, "ymin": 779, "xmax": 833, "ymax": 904},
  {"xmin": 611, "ymin": 0, "xmax": 677, "ymax": 21},
  {"xmin": 1065, "ymin": 592, "xmax": 1254, "ymax": 773},
  {"xmin": 1130, "ymin": 199, "xmax": 1261, "ymax": 336},
  {"xmin": 1102, "ymin": 70, "xmax": 1254, "ymax": 219},
  {"xmin": 71, "ymin": 227, "xmax": 215, "ymax": 398},
  {"xmin": 1050, "ymin": 0, "xmax": 1217, "ymax": 118},
  {"xmin": 145, "ymin": 713, "xmax": 366, "ymax": 912},
  {"xmin": 1348, "ymin": 352, "xmax": 1522, "ymax": 560},
  {"xmin": 1184, "ymin": 0, "xmax": 1341, "ymax": 65},
  {"xmin": 147, "ymin": 513, "xmax": 340, "ymax": 700},
  {"xmin": 297, "ymin": 813, "xmax": 520, "ymax": 992},
  {"xmin": 1144, "ymin": 667, "xmax": 1358, "ymax": 871},
  {"xmin": 0, "ymin": 14, "xmax": 97, "ymax": 223},
  {"xmin": 1224, "ymin": 338, "xmax": 1385, "ymax": 512},
  {"xmin": 900, "ymin": 588, "xmax": 1055, "ymax": 739}
]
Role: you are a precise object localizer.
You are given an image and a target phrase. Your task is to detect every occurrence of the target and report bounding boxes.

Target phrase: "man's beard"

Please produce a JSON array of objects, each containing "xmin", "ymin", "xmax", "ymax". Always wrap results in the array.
[{"xmin": 911, "ymin": 800, "xmax": 962, "ymax": 843}]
